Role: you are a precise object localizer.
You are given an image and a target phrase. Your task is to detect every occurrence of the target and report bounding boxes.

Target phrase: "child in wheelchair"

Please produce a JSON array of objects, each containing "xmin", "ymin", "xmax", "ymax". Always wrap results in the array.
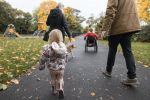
[{"xmin": 84, "ymin": 28, "xmax": 98, "ymax": 52}]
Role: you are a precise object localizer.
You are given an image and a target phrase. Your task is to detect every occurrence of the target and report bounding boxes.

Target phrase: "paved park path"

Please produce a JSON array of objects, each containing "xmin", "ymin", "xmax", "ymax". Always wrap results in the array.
[{"xmin": 0, "ymin": 36, "xmax": 150, "ymax": 100}]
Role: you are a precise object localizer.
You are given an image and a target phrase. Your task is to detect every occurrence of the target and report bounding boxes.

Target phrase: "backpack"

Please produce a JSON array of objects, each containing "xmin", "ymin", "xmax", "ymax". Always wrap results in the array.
[{"xmin": 48, "ymin": 8, "xmax": 62, "ymax": 28}]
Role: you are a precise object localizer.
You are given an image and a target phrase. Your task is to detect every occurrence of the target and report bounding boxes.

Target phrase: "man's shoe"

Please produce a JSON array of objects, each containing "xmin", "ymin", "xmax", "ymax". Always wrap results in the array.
[
  {"xmin": 102, "ymin": 71, "xmax": 111, "ymax": 77},
  {"xmin": 121, "ymin": 78, "xmax": 139, "ymax": 86},
  {"xmin": 58, "ymin": 90, "xmax": 64, "ymax": 99}
]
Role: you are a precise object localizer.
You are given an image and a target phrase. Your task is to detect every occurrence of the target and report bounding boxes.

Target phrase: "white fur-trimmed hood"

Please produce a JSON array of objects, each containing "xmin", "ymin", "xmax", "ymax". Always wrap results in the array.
[{"xmin": 51, "ymin": 42, "xmax": 68, "ymax": 55}]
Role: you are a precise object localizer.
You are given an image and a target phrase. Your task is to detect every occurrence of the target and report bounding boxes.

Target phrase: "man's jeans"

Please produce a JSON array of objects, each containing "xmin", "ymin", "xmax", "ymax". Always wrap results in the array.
[{"xmin": 106, "ymin": 33, "xmax": 136, "ymax": 79}]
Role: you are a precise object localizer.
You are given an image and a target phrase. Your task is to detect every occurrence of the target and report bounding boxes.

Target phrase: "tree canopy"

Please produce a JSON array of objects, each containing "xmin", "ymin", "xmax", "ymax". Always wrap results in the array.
[
  {"xmin": 0, "ymin": 1, "xmax": 32, "ymax": 33},
  {"xmin": 137, "ymin": 0, "xmax": 150, "ymax": 23},
  {"xmin": 36, "ymin": 0, "xmax": 85, "ymax": 33}
]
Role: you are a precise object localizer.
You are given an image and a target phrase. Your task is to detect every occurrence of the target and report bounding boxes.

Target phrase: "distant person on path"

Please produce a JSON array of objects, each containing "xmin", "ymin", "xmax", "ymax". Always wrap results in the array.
[
  {"xmin": 84, "ymin": 28, "xmax": 98, "ymax": 40},
  {"xmin": 44, "ymin": 3, "xmax": 71, "ymax": 42},
  {"xmin": 100, "ymin": 0, "xmax": 141, "ymax": 85},
  {"xmin": 84, "ymin": 28, "xmax": 98, "ymax": 47},
  {"xmin": 39, "ymin": 29, "xmax": 68, "ymax": 99}
]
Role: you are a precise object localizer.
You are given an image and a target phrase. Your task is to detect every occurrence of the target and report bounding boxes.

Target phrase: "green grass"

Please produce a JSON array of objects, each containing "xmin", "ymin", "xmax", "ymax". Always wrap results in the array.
[
  {"xmin": 0, "ymin": 37, "xmax": 45, "ymax": 83},
  {"xmin": 99, "ymin": 40, "xmax": 150, "ymax": 67},
  {"xmin": 132, "ymin": 42, "xmax": 150, "ymax": 67},
  {"xmin": 0, "ymin": 33, "xmax": 3, "ymax": 37}
]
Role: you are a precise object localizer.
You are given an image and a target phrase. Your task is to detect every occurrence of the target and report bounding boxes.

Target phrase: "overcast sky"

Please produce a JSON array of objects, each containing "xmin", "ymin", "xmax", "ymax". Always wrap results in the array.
[{"xmin": 5, "ymin": 0, "xmax": 108, "ymax": 18}]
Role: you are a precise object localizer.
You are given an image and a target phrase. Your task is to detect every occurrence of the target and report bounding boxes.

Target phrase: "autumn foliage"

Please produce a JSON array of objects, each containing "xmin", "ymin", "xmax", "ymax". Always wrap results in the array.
[
  {"xmin": 137, "ymin": 0, "xmax": 150, "ymax": 23},
  {"xmin": 37, "ymin": 0, "xmax": 57, "ymax": 30}
]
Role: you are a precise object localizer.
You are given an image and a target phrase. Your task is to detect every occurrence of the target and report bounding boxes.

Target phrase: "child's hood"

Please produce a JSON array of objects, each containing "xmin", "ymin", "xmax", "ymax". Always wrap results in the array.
[{"xmin": 51, "ymin": 42, "xmax": 68, "ymax": 55}]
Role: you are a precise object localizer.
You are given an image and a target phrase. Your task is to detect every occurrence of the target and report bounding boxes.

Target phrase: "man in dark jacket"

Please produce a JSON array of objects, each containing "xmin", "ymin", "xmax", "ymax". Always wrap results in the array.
[
  {"xmin": 101, "ymin": 0, "xmax": 141, "ymax": 86},
  {"xmin": 46, "ymin": 3, "xmax": 71, "ymax": 41}
]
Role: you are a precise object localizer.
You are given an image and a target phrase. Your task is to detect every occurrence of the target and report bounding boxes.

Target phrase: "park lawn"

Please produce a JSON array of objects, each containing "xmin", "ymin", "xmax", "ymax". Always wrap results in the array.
[
  {"xmin": 0, "ymin": 33, "xmax": 3, "ymax": 37},
  {"xmin": 132, "ymin": 42, "xmax": 150, "ymax": 67},
  {"xmin": 0, "ymin": 37, "xmax": 45, "ymax": 84},
  {"xmin": 100, "ymin": 40, "xmax": 150, "ymax": 67}
]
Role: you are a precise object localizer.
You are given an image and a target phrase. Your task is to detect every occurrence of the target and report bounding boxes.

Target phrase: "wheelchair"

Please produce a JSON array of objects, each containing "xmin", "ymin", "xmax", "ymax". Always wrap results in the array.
[{"xmin": 84, "ymin": 36, "xmax": 98, "ymax": 52}]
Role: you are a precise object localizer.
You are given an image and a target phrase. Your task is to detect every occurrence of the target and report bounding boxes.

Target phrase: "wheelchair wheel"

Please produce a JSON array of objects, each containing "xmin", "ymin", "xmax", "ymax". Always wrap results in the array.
[{"xmin": 94, "ymin": 45, "xmax": 98, "ymax": 52}]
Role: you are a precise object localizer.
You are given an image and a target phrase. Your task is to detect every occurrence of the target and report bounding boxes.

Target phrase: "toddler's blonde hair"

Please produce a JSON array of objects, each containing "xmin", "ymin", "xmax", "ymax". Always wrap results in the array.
[{"xmin": 48, "ymin": 29, "xmax": 63, "ymax": 44}]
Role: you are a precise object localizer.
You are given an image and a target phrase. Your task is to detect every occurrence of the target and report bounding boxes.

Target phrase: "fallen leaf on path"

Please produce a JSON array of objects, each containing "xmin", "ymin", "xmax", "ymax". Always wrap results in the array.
[
  {"xmin": 32, "ymin": 67, "xmax": 36, "ymax": 70},
  {"xmin": 6, "ymin": 81, "xmax": 11, "ymax": 84},
  {"xmin": 27, "ymin": 70, "xmax": 32, "ymax": 76},
  {"xmin": 90, "ymin": 92, "xmax": 96, "ymax": 96},
  {"xmin": 99, "ymin": 97, "xmax": 103, "ymax": 100},
  {"xmin": 0, "ymin": 83, "xmax": 7, "ymax": 91},
  {"xmin": 37, "ymin": 78, "xmax": 41, "ymax": 81},
  {"xmin": 11, "ymin": 79, "xmax": 19, "ymax": 84},
  {"xmin": 144, "ymin": 65, "xmax": 149, "ymax": 68},
  {"xmin": 29, "ymin": 96, "xmax": 32, "ymax": 99}
]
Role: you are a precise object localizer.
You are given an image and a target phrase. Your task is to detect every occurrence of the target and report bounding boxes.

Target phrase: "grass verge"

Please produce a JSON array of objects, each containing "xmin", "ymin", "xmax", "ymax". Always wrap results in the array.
[
  {"xmin": 99, "ymin": 40, "xmax": 150, "ymax": 67},
  {"xmin": 0, "ymin": 37, "xmax": 45, "ymax": 84}
]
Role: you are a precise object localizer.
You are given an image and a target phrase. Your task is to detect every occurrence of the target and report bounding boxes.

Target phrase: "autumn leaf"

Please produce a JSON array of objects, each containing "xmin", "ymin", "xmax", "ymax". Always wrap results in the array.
[
  {"xmin": 137, "ymin": 0, "xmax": 150, "ymax": 22},
  {"xmin": 16, "ymin": 70, "xmax": 20, "ymax": 73},
  {"xmin": 20, "ymin": 58, "xmax": 25, "ymax": 61},
  {"xmin": 0, "ymin": 67, "xmax": 4, "ymax": 72},
  {"xmin": 137, "ymin": 61, "xmax": 143, "ymax": 64},
  {"xmin": 11, "ymin": 79, "xmax": 19, "ymax": 84},
  {"xmin": 6, "ymin": 81, "xmax": 11, "ymax": 84},
  {"xmin": 37, "ymin": 78, "xmax": 41, "ymax": 81},
  {"xmin": 6, "ymin": 72, "xmax": 13, "ymax": 78},
  {"xmin": 0, "ymin": 72, "xmax": 3, "ymax": 75},
  {"xmin": 32, "ymin": 57, "xmax": 37, "ymax": 60},
  {"xmin": 0, "ymin": 48, "xmax": 4, "ymax": 52},
  {"xmin": 0, "ymin": 83, "xmax": 7, "ymax": 91},
  {"xmin": 31, "ymin": 67, "xmax": 36, "ymax": 70},
  {"xmin": 143, "ymin": 65, "xmax": 149, "ymax": 68},
  {"xmin": 90, "ymin": 92, "xmax": 96, "ymax": 96},
  {"xmin": 37, "ymin": 0, "xmax": 57, "ymax": 30},
  {"xmin": 12, "ymin": 56, "xmax": 19, "ymax": 60}
]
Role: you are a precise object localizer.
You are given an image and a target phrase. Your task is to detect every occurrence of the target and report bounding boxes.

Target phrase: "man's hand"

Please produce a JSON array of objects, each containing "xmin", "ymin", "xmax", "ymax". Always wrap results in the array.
[
  {"xmin": 98, "ymin": 31, "xmax": 107, "ymax": 39},
  {"xmin": 101, "ymin": 31, "xmax": 107, "ymax": 38}
]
